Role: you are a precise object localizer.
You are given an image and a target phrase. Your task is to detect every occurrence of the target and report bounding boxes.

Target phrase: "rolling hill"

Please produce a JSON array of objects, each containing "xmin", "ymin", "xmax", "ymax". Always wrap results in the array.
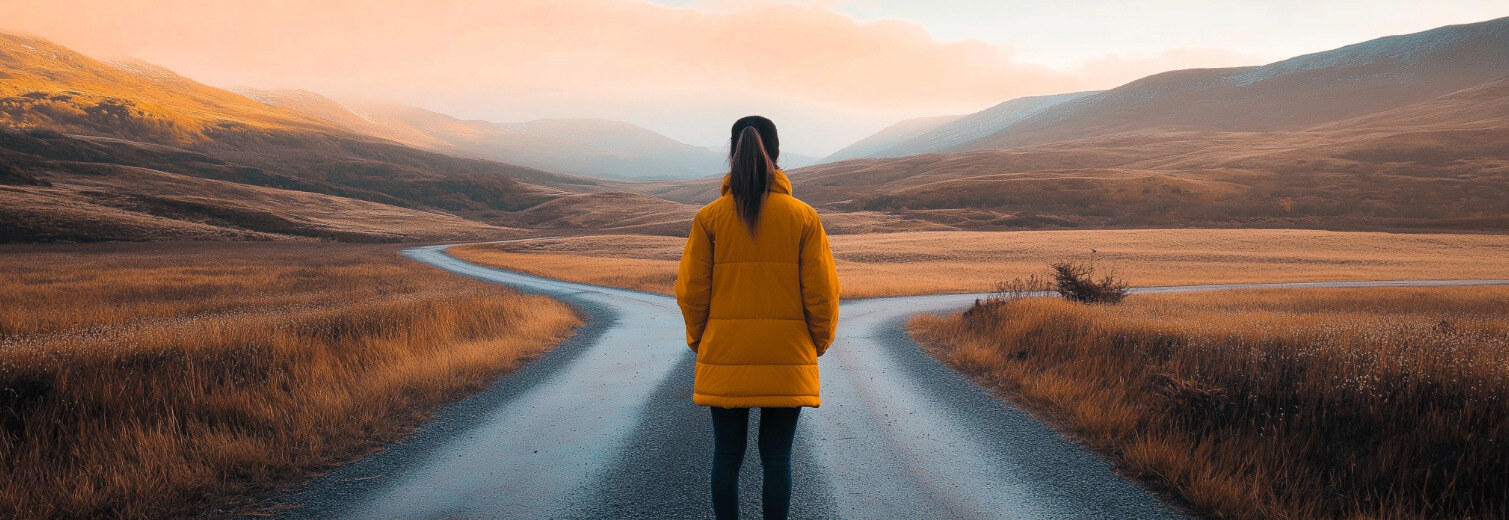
[
  {"xmin": 950, "ymin": 16, "xmax": 1509, "ymax": 153},
  {"xmin": 757, "ymin": 75, "xmax": 1509, "ymax": 232},
  {"xmin": 0, "ymin": 31, "xmax": 643, "ymax": 242},
  {"xmin": 821, "ymin": 114, "xmax": 962, "ymax": 162},
  {"xmin": 704, "ymin": 16, "xmax": 1509, "ymax": 233},
  {"xmin": 828, "ymin": 91, "xmax": 1100, "ymax": 160},
  {"xmin": 827, "ymin": 17, "xmax": 1509, "ymax": 160},
  {"xmin": 4, "ymin": 15, "xmax": 1508, "ymax": 242},
  {"xmin": 0, "ymin": 128, "xmax": 517, "ymax": 242},
  {"xmin": 238, "ymin": 89, "xmax": 728, "ymax": 180}
]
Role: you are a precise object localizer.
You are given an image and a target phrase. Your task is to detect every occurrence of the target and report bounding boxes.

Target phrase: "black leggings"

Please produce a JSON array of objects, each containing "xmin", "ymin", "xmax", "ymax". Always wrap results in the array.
[{"xmin": 709, "ymin": 406, "xmax": 802, "ymax": 520}]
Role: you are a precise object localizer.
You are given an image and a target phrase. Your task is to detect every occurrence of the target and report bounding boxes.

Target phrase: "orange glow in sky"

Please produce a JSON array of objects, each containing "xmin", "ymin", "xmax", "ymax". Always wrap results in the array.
[{"xmin": 5, "ymin": 0, "xmax": 1504, "ymax": 155}]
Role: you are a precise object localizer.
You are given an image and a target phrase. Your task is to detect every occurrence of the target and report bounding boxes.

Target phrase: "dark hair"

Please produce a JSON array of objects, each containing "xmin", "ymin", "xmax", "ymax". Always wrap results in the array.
[
  {"xmin": 728, "ymin": 116, "xmax": 779, "ymax": 233},
  {"xmin": 730, "ymin": 115, "xmax": 779, "ymax": 165}
]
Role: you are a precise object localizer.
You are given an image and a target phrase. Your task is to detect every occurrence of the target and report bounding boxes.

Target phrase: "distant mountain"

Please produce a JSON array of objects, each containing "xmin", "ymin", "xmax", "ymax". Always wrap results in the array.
[
  {"xmin": 822, "ymin": 114, "xmax": 962, "ymax": 162},
  {"xmin": 232, "ymin": 89, "xmax": 459, "ymax": 151},
  {"xmin": 827, "ymin": 92, "xmax": 1099, "ymax": 160},
  {"xmin": 482, "ymin": 117, "xmax": 729, "ymax": 180},
  {"xmin": 637, "ymin": 18, "xmax": 1509, "ymax": 233},
  {"xmin": 698, "ymin": 141, "xmax": 816, "ymax": 171},
  {"xmin": 0, "ymin": 32, "xmax": 620, "ymax": 242},
  {"xmin": 752, "ymin": 81, "xmax": 1509, "ymax": 231},
  {"xmin": 752, "ymin": 74, "xmax": 1509, "ymax": 232},
  {"xmin": 238, "ymin": 89, "xmax": 728, "ymax": 180},
  {"xmin": 0, "ymin": 35, "xmax": 322, "ymax": 144},
  {"xmin": 780, "ymin": 152, "xmax": 820, "ymax": 169},
  {"xmin": 949, "ymin": 16, "xmax": 1509, "ymax": 152}
]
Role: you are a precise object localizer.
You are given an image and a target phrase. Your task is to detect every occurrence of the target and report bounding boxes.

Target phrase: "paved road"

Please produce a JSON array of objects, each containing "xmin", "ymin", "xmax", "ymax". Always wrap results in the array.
[{"xmin": 272, "ymin": 246, "xmax": 1509, "ymax": 519}]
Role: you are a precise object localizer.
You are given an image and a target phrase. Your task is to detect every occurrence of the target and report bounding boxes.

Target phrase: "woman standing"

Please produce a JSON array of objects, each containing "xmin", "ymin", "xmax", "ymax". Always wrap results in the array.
[{"xmin": 675, "ymin": 115, "xmax": 840, "ymax": 520}]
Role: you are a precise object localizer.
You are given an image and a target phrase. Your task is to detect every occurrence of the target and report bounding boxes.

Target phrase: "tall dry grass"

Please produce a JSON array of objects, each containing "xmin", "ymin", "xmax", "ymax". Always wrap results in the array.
[
  {"xmin": 911, "ymin": 287, "xmax": 1509, "ymax": 519},
  {"xmin": 0, "ymin": 242, "xmax": 580, "ymax": 518}
]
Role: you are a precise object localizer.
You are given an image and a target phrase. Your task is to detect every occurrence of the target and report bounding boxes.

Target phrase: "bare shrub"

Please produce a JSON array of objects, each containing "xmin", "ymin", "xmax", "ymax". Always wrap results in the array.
[
  {"xmin": 992, "ymin": 273, "xmax": 1052, "ymax": 301},
  {"xmin": 1050, "ymin": 260, "xmax": 1128, "ymax": 304}
]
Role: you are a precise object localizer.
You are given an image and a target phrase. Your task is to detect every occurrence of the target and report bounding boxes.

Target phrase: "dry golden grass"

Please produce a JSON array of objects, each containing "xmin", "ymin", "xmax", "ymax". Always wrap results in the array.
[
  {"xmin": 0, "ymin": 242, "xmax": 581, "ymax": 518},
  {"xmin": 448, "ymin": 229, "xmax": 1509, "ymax": 298},
  {"xmin": 0, "ymin": 161, "xmax": 524, "ymax": 243},
  {"xmin": 909, "ymin": 287, "xmax": 1509, "ymax": 520}
]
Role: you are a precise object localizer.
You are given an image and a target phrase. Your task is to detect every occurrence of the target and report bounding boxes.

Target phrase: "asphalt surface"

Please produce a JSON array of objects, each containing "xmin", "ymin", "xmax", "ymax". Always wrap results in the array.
[{"xmin": 270, "ymin": 246, "xmax": 1509, "ymax": 519}]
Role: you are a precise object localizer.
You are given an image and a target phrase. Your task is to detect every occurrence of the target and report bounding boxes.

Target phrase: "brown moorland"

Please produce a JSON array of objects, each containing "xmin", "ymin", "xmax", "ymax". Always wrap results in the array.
[
  {"xmin": 908, "ymin": 287, "xmax": 1509, "ymax": 520},
  {"xmin": 638, "ymin": 75, "xmax": 1509, "ymax": 234},
  {"xmin": 7, "ymin": 26, "xmax": 1509, "ymax": 242},
  {"xmin": 447, "ymin": 229, "xmax": 1509, "ymax": 298},
  {"xmin": 953, "ymin": 18, "xmax": 1509, "ymax": 153},
  {"xmin": 821, "ymin": 18, "xmax": 1509, "ymax": 160},
  {"xmin": 0, "ymin": 32, "xmax": 629, "ymax": 242},
  {"xmin": 0, "ymin": 132, "xmax": 525, "ymax": 242},
  {"xmin": 0, "ymin": 242, "xmax": 581, "ymax": 518}
]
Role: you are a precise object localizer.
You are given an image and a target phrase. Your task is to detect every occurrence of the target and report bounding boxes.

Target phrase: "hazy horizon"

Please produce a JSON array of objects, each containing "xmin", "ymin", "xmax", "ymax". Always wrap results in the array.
[{"xmin": 6, "ymin": 0, "xmax": 1507, "ymax": 157}]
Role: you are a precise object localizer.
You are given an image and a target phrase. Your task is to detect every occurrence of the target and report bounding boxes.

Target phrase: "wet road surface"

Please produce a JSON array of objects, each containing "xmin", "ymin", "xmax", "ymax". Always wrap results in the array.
[{"xmin": 273, "ymin": 246, "xmax": 1509, "ymax": 519}]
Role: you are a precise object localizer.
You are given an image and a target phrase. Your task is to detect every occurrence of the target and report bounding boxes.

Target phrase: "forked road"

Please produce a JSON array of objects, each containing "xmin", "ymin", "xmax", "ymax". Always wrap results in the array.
[{"xmin": 275, "ymin": 246, "xmax": 1509, "ymax": 519}]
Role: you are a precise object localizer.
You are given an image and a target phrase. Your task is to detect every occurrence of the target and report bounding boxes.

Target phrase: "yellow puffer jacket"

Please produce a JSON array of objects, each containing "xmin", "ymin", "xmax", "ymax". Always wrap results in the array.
[{"xmin": 676, "ymin": 169, "xmax": 840, "ymax": 408}]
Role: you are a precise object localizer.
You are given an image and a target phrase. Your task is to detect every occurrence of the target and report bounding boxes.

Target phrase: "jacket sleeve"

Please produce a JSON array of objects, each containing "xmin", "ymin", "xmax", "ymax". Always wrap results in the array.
[
  {"xmin": 799, "ymin": 210, "xmax": 841, "ymax": 356},
  {"xmin": 675, "ymin": 212, "xmax": 714, "ymax": 352}
]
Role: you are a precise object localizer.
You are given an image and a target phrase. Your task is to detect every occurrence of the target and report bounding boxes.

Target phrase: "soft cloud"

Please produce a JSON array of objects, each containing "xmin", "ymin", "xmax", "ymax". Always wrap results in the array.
[{"xmin": 1, "ymin": 0, "xmax": 1269, "ymax": 155}]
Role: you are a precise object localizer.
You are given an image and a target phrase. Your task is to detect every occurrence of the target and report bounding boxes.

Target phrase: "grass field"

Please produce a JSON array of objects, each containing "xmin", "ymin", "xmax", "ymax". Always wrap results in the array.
[
  {"xmin": 448, "ymin": 229, "xmax": 1509, "ymax": 298},
  {"xmin": 0, "ymin": 242, "xmax": 581, "ymax": 518},
  {"xmin": 908, "ymin": 287, "xmax": 1509, "ymax": 520}
]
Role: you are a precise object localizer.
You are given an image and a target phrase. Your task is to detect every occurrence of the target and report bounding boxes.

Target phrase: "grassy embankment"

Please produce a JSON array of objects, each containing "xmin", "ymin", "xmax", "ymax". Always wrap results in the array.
[
  {"xmin": 0, "ymin": 243, "xmax": 580, "ymax": 518},
  {"xmin": 449, "ymin": 229, "xmax": 1509, "ymax": 298},
  {"xmin": 910, "ymin": 287, "xmax": 1509, "ymax": 520}
]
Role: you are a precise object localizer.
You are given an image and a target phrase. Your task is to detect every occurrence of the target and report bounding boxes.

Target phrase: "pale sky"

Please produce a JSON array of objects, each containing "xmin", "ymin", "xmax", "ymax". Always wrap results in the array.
[{"xmin": 5, "ymin": 1, "xmax": 1506, "ymax": 156}]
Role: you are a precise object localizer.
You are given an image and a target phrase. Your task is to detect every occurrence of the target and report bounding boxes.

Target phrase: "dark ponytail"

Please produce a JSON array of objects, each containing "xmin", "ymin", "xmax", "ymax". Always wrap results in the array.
[{"xmin": 729, "ymin": 116, "xmax": 779, "ymax": 234}]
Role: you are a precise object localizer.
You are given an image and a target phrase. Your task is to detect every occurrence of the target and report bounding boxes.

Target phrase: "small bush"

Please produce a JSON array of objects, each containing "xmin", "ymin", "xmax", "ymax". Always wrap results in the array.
[
  {"xmin": 992, "ymin": 273, "xmax": 1052, "ymax": 301},
  {"xmin": 972, "ymin": 261, "xmax": 1128, "ymax": 317},
  {"xmin": 1050, "ymin": 261, "xmax": 1128, "ymax": 304},
  {"xmin": 966, "ymin": 274, "xmax": 1052, "ymax": 321}
]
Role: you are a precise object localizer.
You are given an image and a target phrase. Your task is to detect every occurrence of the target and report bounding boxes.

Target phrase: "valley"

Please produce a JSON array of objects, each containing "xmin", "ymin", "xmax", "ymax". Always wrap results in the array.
[
  {"xmin": 1, "ymin": 11, "xmax": 1507, "ymax": 520},
  {"xmin": 4, "ymin": 19, "xmax": 1509, "ymax": 243}
]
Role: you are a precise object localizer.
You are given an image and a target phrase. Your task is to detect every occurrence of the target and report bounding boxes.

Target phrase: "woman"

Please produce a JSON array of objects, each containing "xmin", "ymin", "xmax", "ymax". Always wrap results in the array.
[{"xmin": 675, "ymin": 115, "xmax": 840, "ymax": 520}]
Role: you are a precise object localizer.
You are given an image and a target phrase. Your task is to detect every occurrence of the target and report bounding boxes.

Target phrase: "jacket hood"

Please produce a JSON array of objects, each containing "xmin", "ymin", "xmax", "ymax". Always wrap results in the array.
[{"xmin": 720, "ymin": 169, "xmax": 793, "ymax": 196}]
